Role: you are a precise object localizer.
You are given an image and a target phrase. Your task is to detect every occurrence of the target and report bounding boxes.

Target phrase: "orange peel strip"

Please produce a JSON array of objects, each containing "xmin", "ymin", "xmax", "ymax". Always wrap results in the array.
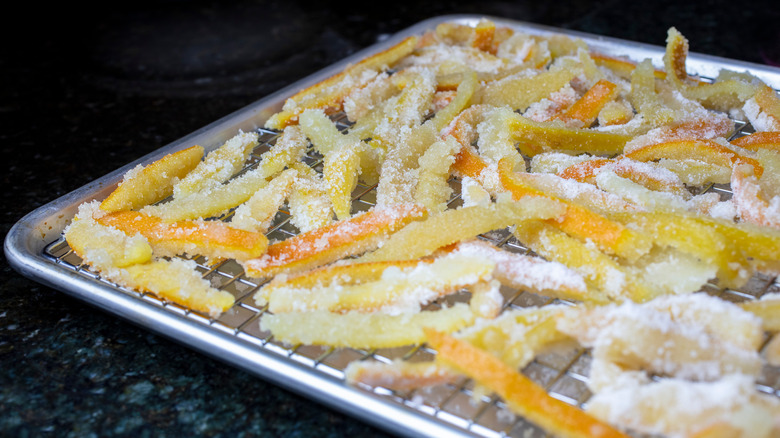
[
  {"xmin": 477, "ymin": 68, "xmax": 576, "ymax": 111},
  {"xmin": 96, "ymin": 210, "xmax": 269, "ymax": 262},
  {"xmin": 261, "ymin": 303, "xmax": 474, "ymax": 349},
  {"xmin": 344, "ymin": 360, "xmax": 459, "ymax": 391},
  {"xmin": 611, "ymin": 211, "xmax": 751, "ymax": 289},
  {"xmin": 451, "ymin": 144, "xmax": 489, "ymax": 181},
  {"xmin": 497, "ymin": 158, "xmax": 651, "ymax": 261},
  {"xmin": 663, "ymin": 27, "xmax": 689, "ymax": 87},
  {"xmin": 513, "ymin": 221, "xmax": 648, "ymax": 303},
  {"xmin": 100, "ymin": 145, "xmax": 204, "ymax": 213},
  {"xmin": 693, "ymin": 215, "xmax": 780, "ymax": 266},
  {"xmin": 507, "ymin": 112, "xmax": 631, "ymax": 157},
  {"xmin": 65, "ymin": 202, "xmax": 153, "ymax": 268},
  {"xmin": 558, "ymin": 157, "xmax": 689, "ymax": 197},
  {"xmin": 731, "ymin": 131, "xmax": 780, "ymax": 152},
  {"xmin": 453, "ymin": 147, "xmax": 649, "ymax": 260},
  {"xmin": 755, "ymin": 84, "xmax": 780, "ymax": 122},
  {"xmin": 123, "ymin": 258, "xmax": 235, "ymax": 317},
  {"xmin": 469, "ymin": 18, "xmax": 496, "ymax": 53},
  {"xmin": 740, "ymin": 296, "xmax": 780, "ymax": 332},
  {"xmin": 242, "ymin": 203, "xmax": 427, "ymax": 278},
  {"xmin": 258, "ymin": 254, "xmax": 493, "ymax": 314},
  {"xmin": 557, "ymin": 158, "xmax": 612, "ymax": 182},
  {"xmin": 450, "ymin": 240, "xmax": 589, "ymax": 301},
  {"xmin": 361, "ymin": 197, "xmax": 565, "ymax": 263},
  {"xmin": 731, "ymin": 163, "xmax": 780, "ymax": 228},
  {"xmin": 590, "ymin": 52, "xmax": 666, "ymax": 80},
  {"xmin": 456, "ymin": 305, "xmax": 573, "ymax": 370},
  {"xmin": 625, "ymin": 139, "xmax": 763, "ymax": 178},
  {"xmin": 263, "ymin": 258, "xmax": 430, "ymax": 291},
  {"xmin": 558, "ymin": 79, "xmax": 618, "ymax": 126},
  {"xmin": 265, "ymin": 35, "xmax": 418, "ymax": 130},
  {"xmin": 424, "ymin": 328, "xmax": 630, "ymax": 438}
]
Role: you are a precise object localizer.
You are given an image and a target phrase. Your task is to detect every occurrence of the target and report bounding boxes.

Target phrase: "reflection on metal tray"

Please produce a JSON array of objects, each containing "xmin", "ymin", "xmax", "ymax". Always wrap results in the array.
[{"xmin": 6, "ymin": 14, "xmax": 780, "ymax": 438}]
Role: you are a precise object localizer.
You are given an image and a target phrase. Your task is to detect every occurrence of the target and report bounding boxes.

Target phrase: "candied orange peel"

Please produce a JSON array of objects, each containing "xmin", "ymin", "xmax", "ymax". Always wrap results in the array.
[
  {"xmin": 425, "ymin": 328, "xmax": 630, "ymax": 438},
  {"xmin": 100, "ymin": 145, "xmax": 204, "ymax": 213},
  {"xmin": 65, "ymin": 17, "xmax": 780, "ymax": 436},
  {"xmin": 96, "ymin": 210, "xmax": 269, "ymax": 262},
  {"xmin": 242, "ymin": 203, "xmax": 427, "ymax": 278},
  {"xmin": 265, "ymin": 36, "xmax": 419, "ymax": 130}
]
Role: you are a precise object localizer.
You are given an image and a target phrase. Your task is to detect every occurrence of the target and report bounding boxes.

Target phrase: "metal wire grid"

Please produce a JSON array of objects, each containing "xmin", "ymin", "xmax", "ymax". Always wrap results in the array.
[{"xmin": 42, "ymin": 103, "xmax": 780, "ymax": 437}]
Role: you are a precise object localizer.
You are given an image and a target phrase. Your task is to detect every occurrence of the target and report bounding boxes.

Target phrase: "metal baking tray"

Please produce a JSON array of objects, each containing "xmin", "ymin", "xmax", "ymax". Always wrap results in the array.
[{"xmin": 6, "ymin": 15, "xmax": 780, "ymax": 438}]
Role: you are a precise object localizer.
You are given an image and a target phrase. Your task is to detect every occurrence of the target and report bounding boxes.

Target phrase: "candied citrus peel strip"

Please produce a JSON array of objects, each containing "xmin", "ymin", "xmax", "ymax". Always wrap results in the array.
[
  {"xmin": 361, "ymin": 196, "xmax": 565, "ymax": 263},
  {"xmin": 610, "ymin": 211, "xmax": 752, "ymax": 288},
  {"xmin": 100, "ymin": 145, "xmax": 204, "ymax": 213},
  {"xmin": 261, "ymin": 303, "xmax": 474, "ymax": 349},
  {"xmin": 754, "ymin": 84, "xmax": 780, "ymax": 122},
  {"xmin": 242, "ymin": 203, "xmax": 427, "ymax": 278},
  {"xmin": 453, "ymin": 147, "xmax": 649, "ymax": 260},
  {"xmin": 173, "ymin": 131, "xmax": 259, "ymax": 199},
  {"xmin": 507, "ymin": 111, "xmax": 632, "ymax": 157},
  {"xmin": 414, "ymin": 136, "xmax": 460, "ymax": 213},
  {"xmin": 476, "ymin": 68, "xmax": 576, "ymax": 111},
  {"xmin": 258, "ymin": 254, "xmax": 494, "ymax": 314},
  {"xmin": 262, "ymin": 259, "xmax": 430, "ymax": 293},
  {"xmin": 557, "ymin": 157, "xmax": 689, "ymax": 197},
  {"xmin": 663, "ymin": 27, "xmax": 689, "ymax": 88},
  {"xmin": 513, "ymin": 221, "xmax": 647, "ymax": 303},
  {"xmin": 497, "ymin": 158, "xmax": 651, "ymax": 261},
  {"xmin": 345, "ymin": 306, "xmax": 571, "ymax": 392},
  {"xmin": 265, "ymin": 36, "xmax": 418, "ymax": 130},
  {"xmin": 451, "ymin": 143, "xmax": 489, "ymax": 182},
  {"xmin": 424, "ymin": 328, "xmax": 630, "ymax": 438},
  {"xmin": 630, "ymin": 59, "xmax": 677, "ymax": 126},
  {"xmin": 124, "ymin": 259, "xmax": 235, "ymax": 316},
  {"xmin": 143, "ymin": 164, "xmax": 271, "ymax": 222},
  {"xmin": 65, "ymin": 203, "xmax": 154, "ymax": 268},
  {"xmin": 456, "ymin": 305, "xmax": 573, "ymax": 370},
  {"xmin": 693, "ymin": 215, "xmax": 780, "ymax": 267},
  {"xmin": 558, "ymin": 79, "xmax": 619, "ymax": 126},
  {"xmin": 344, "ymin": 360, "xmax": 459, "ymax": 391},
  {"xmin": 740, "ymin": 296, "xmax": 780, "ymax": 332},
  {"xmin": 469, "ymin": 18, "xmax": 496, "ymax": 53},
  {"xmin": 625, "ymin": 139, "xmax": 764, "ymax": 177},
  {"xmin": 65, "ymin": 203, "xmax": 234, "ymax": 316},
  {"xmin": 230, "ymin": 168, "xmax": 297, "ymax": 233},
  {"xmin": 557, "ymin": 158, "xmax": 613, "ymax": 182},
  {"xmin": 731, "ymin": 163, "xmax": 780, "ymax": 228},
  {"xmin": 590, "ymin": 52, "xmax": 666, "ymax": 80},
  {"xmin": 449, "ymin": 240, "xmax": 589, "ymax": 301},
  {"xmin": 96, "ymin": 210, "xmax": 269, "ymax": 262},
  {"xmin": 731, "ymin": 131, "xmax": 780, "ymax": 152}
]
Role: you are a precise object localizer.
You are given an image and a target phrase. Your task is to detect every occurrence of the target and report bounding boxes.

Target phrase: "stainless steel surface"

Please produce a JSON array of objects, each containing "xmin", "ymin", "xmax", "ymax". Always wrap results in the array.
[{"xmin": 6, "ymin": 15, "xmax": 780, "ymax": 438}]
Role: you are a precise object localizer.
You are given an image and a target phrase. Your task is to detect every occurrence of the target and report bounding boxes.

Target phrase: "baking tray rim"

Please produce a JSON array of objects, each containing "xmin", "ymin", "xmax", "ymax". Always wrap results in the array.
[{"xmin": 6, "ymin": 13, "xmax": 780, "ymax": 438}]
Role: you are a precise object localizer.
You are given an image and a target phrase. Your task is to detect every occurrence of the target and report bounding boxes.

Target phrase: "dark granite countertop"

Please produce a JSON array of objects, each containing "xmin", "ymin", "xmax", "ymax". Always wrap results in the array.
[{"xmin": 2, "ymin": 1, "xmax": 778, "ymax": 436}]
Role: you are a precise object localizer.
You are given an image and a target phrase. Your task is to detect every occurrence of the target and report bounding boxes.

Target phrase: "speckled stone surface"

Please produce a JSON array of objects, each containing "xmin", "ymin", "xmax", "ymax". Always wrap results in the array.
[{"xmin": 2, "ymin": 1, "xmax": 778, "ymax": 436}]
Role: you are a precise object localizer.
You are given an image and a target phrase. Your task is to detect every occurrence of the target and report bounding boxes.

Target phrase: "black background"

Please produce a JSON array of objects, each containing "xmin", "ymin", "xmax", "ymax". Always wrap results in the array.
[{"xmin": 2, "ymin": 1, "xmax": 779, "ymax": 436}]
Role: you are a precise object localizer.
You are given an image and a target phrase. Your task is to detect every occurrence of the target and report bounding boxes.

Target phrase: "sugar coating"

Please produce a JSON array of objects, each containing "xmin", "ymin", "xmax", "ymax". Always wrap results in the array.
[
  {"xmin": 557, "ymin": 293, "xmax": 764, "ymax": 385},
  {"xmin": 452, "ymin": 240, "xmax": 587, "ymax": 295},
  {"xmin": 587, "ymin": 374, "xmax": 780, "ymax": 438}
]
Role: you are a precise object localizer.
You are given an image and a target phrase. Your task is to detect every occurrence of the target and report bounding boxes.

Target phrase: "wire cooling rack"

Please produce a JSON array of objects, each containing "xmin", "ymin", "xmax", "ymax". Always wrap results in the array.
[
  {"xmin": 39, "ymin": 106, "xmax": 780, "ymax": 437},
  {"xmin": 7, "ymin": 14, "xmax": 780, "ymax": 438}
]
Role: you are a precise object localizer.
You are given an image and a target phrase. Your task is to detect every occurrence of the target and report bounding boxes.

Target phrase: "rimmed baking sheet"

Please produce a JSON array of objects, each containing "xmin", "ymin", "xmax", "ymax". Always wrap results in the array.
[{"xmin": 7, "ymin": 15, "xmax": 780, "ymax": 438}]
